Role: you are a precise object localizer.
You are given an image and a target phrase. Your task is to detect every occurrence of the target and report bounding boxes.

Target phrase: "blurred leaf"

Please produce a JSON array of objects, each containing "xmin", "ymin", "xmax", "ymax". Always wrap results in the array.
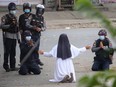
[
  {"xmin": 75, "ymin": 0, "xmax": 116, "ymax": 38},
  {"xmin": 78, "ymin": 71, "xmax": 116, "ymax": 87},
  {"xmin": 78, "ymin": 76, "xmax": 90, "ymax": 87},
  {"xmin": 75, "ymin": 0, "xmax": 116, "ymax": 87},
  {"xmin": 112, "ymin": 79, "xmax": 116, "ymax": 87}
]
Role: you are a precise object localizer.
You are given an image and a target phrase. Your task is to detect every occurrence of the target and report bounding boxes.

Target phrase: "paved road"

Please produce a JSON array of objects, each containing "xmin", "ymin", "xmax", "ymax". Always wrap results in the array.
[
  {"xmin": 0, "ymin": 28, "xmax": 116, "ymax": 87},
  {"xmin": 0, "ymin": 9, "xmax": 116, "ymax": 87}
]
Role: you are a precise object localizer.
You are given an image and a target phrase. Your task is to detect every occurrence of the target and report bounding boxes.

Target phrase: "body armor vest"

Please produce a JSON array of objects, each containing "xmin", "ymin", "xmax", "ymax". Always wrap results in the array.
[
  {"xmin": 95, "ymin": 38, "xmax": 109, "ymax": 59},
  {"xmin": 30, "ymin": 15, "xmax": 44, "ymax": 35},
  {"xmin": 5, "ymin": 14, "xmax": 18, "ymax": 33},
  {"xmin": 30, "ymin": 15, "xmax": 44, "ymax": 29},
  {"xmin": 19, "ymin": 13, "xmax": 33, "ymax": 32}
]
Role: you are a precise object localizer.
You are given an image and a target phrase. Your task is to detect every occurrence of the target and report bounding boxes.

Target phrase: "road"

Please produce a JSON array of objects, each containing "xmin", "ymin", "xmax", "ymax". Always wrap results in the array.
[
  {"xmin": 0, "ymin": 9, "xmax": 116, "ymax": 87},
  {"xmin": 0, "ymin": 28, "xmax": 116, "ymax": 87}
]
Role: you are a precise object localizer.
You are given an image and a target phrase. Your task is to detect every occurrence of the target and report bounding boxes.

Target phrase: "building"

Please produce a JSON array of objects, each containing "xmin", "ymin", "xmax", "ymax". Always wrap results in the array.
[
  {"xmin": 0, "ymin": 0, "xmax": 43, "ymax": 6},
  {"xmin": 0, "ymin": 0, "xmax": 116, "ymax": 11}
]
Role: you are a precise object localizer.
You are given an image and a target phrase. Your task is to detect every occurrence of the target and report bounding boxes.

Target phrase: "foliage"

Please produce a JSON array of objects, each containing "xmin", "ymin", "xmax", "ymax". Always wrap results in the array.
[
  {"xmin": 78, "ymin": 70, "xmax": 116, "ymax": 87},
  {"xmin": 75, "ymin": 0, "xmax": 116, "ymax": 87},
  {"xmin": 75, "ymin": 0, "xmax": 116, "ymax": 39}
]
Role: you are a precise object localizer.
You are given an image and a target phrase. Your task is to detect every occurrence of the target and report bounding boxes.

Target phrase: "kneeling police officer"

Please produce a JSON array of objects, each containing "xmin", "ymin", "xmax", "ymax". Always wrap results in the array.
[
  {"xmin": 19, "ymin": 30, "xmax": 41, "ymax": 75},
  {"xmin": 91, "ymin": 29, "xmax": 114, "ymax": 71}
]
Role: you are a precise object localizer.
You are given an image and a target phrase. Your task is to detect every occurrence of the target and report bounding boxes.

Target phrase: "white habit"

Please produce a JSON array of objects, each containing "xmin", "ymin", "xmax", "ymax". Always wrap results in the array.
[{"xmin": 43, "ymin": 45, "xmax": 86, "ymax": 82}]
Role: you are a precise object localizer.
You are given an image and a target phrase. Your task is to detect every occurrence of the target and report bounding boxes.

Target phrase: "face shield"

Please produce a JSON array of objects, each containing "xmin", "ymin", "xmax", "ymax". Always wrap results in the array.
[{"xmin": 36, "ymin": 8, "xmax": 44, "ymax": 16}]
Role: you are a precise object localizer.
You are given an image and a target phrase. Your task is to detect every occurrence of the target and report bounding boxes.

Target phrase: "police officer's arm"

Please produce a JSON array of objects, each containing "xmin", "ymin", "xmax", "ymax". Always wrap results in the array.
[
  {"xmin": 109, "ymin": 42, "xmax": 114, "ymax": 56},
  {"xmin": 19, "ymin": 15, "xmax": 23, "ymax": 33},
  {"xmin": 1, "ymin": 16, "xmax": 10, "ymax": 30},
  {"xmin": 26, "ymin": 19, "xmax": 35, "ymax": 30},
  {"xmin": 41, "ymin": 17, "xmax": 46, "ymax": 31},
  {"xmin": 104, "ymin": 40, "xmax": 114, "ymax": 61},
  {"xmin": 20, "ymin": 42, "xmax": 33, "ymax": 53},
  {"xmin": 102, "ymin": 40, "xmax": 113, "ymax": 51},
  {"xmin": 103, "ymin": 40, "xmax": 114, "ymax": 55},
  {"xmin": 26, "ymin": 19, "xmax": 41, "ymax": 32},
  {"xmin": 41, "ymin": 21, "xmax": 46, "ymax": 31},
  {"xmin": 91, "ymin": 41, "xmax": 101, "ymax": 52}
]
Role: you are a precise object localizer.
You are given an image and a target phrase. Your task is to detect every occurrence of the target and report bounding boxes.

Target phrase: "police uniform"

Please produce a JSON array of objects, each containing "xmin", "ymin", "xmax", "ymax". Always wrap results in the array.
[
  {"xmin": 19, "ymin": 2, "xmax": 33, "ymax": 41},
  {"xmin": 91, "ymin": 38, "xmax": 114, "ymax": 71},
  {"xmin": 19, "ymin": 30, "xmax": 41, "ymax": 75},
  {"xmin": 26, "ymin": 4, "xmax": 46, "ymax": 66},
  {"xmin": 19, "ymin": 13, "xmax": 34, "ymax": 40},
  {"xmin": 1, "ymin": 11, "xmax": 19, "ymax": 72}
]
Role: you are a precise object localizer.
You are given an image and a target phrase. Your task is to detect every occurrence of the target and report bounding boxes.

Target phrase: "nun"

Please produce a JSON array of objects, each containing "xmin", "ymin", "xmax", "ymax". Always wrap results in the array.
[{"xmin": 39, "ymin": 33, "xmax": 91, "ymax": 83}]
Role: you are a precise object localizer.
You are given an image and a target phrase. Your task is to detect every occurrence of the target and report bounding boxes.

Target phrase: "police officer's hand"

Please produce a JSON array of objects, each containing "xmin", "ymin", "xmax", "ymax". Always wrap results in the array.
[
  {"xmin": 85, "ymin": 45, "xmax": 91, "ymax": 49},
  {"xmin": 28, "ymin": 40, "xmax": 34, "ymax": 46},
  {"xmin": 34, "ymin": 27, "xmax": 41, "ymax": 32},
  {"xmin": 11, "ymin": 19, "xmax": 17, "ymax": 25},
  {"xmin": 109, "ymin": 55, "xmax": 113, "ymax": 61}
]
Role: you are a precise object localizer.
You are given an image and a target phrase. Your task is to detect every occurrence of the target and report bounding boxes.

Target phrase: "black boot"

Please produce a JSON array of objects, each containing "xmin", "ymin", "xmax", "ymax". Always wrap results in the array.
[{"xmin": 5, "ymin": 68, "xmax": 10, "ymax": 72}]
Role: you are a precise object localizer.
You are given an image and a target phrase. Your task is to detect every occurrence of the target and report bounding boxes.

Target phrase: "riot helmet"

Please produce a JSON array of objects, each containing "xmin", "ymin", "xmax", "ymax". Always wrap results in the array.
[
  {"xmin": 35, "ymin": 4, "xmax": 45, "ymax": 16},
  {"xmin": 8, "ymin": 2, "xmax": 16, "ymax": 15},
  {"xmin": 23, "ymin": 30, "xmax": 32, "ymax": 37},
  {"xmin": 23, "ymin": 2, "xmax": 32, "ymax": 13},
  {"xmin": 98, "ymin": 29, "xmax": 107, "ymax": 36},
  {"xmin": 8, "ymin": 2, "xmax": 16, "ymax": 10}
]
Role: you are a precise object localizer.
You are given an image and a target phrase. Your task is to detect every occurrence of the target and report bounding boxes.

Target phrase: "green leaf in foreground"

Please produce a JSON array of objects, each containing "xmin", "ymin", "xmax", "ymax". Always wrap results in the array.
[
  {"xmin": 78, "ymin": 71, "xmax": 116, "ymax": 87},
  {"xmin": 75, "ymin": 0, "xmax": 116, "ymax": 38}
]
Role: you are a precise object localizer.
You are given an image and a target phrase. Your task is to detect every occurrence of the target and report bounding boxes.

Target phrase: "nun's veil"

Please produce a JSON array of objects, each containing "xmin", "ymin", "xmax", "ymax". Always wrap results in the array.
[{"xmin": 57, "ymin": 33, "xmax": 72, "ymax": 60}]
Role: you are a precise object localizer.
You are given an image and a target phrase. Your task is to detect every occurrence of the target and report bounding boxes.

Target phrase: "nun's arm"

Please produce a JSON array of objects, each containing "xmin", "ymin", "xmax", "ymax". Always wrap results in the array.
[
  {"xmin": 43, "ymin": 52, "xmax": 53, "ymax": 57},
  {"xmin": 71, "ymin": 45, "xmax": 86, "ymax": 58},
  {"xmin": 78, "ymin": 47, "xmax": 87, "ymax": 53}
]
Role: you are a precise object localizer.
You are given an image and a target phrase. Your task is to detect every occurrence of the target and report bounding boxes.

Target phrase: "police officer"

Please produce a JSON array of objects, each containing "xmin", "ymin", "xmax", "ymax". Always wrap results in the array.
[
  {"xmin": 91, "ymin": 29, "xmax": 114, "ymax": 71},
  {"xmin": 19, "ymin": 2, "xmax": 33, "ymax": 41},
  {"xmin": 1, "ymin": 2, "xmax": 19, "ymax": 72},
  {"xmin": 26, "ymin": 4, "xmax": 46, "ymax": 66},
  {"xmin": 19, "ymin": 30, "xmax": 41, "ymax": 75}
]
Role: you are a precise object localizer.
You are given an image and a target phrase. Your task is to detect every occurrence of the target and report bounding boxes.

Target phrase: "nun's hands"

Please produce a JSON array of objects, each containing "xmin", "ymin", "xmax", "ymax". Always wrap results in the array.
[
  {"xmin": 85, "ymin": 45, "xmax": 91, "ymax": 49},
  {"xmin": 38, "ymin": 50, "xmax": 44, "ymax": 55}
]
